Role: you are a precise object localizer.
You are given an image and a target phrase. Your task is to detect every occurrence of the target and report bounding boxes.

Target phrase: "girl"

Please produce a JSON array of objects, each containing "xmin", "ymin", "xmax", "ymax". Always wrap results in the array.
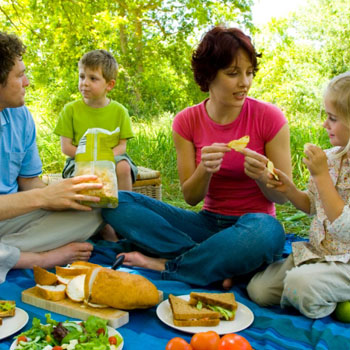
[{"xmin": 247, "ymin": 72, "xmax": 350, "ymax": 319}]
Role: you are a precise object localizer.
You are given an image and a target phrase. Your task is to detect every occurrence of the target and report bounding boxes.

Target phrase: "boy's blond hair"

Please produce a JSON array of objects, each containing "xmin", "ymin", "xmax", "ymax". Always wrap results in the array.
[
  {"xmin": 324, "ymin": 72, "xmax": 350, "ymax": 157},
  {"xmin": 79, "ymin": 49, "xmax": 118, "ymax": 82}
]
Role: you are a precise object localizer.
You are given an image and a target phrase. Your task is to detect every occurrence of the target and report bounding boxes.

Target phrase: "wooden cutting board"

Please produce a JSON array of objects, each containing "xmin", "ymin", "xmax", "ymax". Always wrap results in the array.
[{"xmin": 22, "ymin": 287, "xmax": 129, "ymax": 329}]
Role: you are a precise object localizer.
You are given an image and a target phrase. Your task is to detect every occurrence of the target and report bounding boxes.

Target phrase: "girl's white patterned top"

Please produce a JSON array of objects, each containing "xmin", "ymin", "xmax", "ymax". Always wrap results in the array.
[{"xmin": 292, "ymin": 147, "xmax": 350, "ymax": 265}]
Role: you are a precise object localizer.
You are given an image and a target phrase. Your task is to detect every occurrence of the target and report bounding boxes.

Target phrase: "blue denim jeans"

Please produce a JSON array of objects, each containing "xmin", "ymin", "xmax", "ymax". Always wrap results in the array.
[{"xmin": 102, "ymin": 191, "xmax": 285, "ymax": 286}]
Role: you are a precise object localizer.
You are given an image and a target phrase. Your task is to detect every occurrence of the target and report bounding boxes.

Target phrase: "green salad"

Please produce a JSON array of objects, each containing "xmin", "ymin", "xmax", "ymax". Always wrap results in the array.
[{"xmin": 14, "ymin": 314, "xmax": 123, "ymax": 350}]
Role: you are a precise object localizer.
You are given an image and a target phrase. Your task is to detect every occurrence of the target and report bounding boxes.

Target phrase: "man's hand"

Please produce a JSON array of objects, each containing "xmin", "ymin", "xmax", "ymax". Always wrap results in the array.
[{"xmin": 40, "ymin": 175, "xmax": 103, "ymax": 211}]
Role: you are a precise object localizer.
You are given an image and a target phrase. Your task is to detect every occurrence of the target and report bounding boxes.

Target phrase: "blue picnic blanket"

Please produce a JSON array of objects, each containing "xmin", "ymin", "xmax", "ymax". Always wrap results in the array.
[{"xmin": 0, "ymin": 234, "xmax": 349, "ymax": 350}]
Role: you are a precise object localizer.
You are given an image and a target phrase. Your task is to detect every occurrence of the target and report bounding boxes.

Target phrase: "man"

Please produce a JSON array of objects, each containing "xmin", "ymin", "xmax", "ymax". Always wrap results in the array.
[{"xmin": 0, "ymin": 32, "xmax": 104, "ymax": 283}]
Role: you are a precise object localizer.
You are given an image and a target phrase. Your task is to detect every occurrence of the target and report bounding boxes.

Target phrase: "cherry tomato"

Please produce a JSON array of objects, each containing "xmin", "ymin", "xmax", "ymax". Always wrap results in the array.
[
  {"xmin": 166, "ymin": 337, "xmax": 193, "ymax": 350},
  {"xmin": 17, "ymin": 336, "xmax": 27, "ymax": 343},
  {"xmin": 190, "ymin": 331, "xmax": 220, "ymax": 350},
  {"xmin": 109, "ymin": 335, "xmax": 117, "ymax": 345},
  {"xmin": 52, "ymin": 346, "xmax": 63, "ymax": 350},
  {"xmin": 218, "ymin": 334, "xmax": 252, "ymax": 350},
  {"xmin": 96, "ymin": 327, "xmax": 106, "ymax": 335}
]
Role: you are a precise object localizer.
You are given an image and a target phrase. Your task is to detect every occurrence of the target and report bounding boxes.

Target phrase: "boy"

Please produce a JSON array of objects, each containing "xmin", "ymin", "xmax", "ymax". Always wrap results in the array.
[
  {"xmin": 54, "ymin": 49, "xmax": 138, "ymax": 191},
  {"xmin": 54, "ymin": 50, "xmax": 137, "ymax": 241}
]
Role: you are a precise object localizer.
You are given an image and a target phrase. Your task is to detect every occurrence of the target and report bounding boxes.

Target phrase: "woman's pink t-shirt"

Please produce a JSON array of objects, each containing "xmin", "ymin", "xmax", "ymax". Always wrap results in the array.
[{"xmin": 172, "ymin": 97, "xmax": 287, "ymax": 216}]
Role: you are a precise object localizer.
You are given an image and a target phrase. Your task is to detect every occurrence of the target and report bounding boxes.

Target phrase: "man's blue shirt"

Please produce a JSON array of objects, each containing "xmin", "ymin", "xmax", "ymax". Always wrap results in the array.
[{"xmin": 0, "ymin": 106, "xmax": 42, "ymax": 194}]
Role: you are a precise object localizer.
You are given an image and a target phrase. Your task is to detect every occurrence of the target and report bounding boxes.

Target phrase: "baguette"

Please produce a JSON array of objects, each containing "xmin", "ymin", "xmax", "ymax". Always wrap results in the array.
[{"xmin": 85, "ymin": 267, "xmax": 159, "ymax": 310}]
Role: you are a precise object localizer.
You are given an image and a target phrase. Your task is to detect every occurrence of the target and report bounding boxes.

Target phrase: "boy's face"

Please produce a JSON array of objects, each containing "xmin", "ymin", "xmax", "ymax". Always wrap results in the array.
[
  {"xmin": 78, "ymin": 65, "xmax": 115, "ymax": 104},
  {"xmin": 0, "ymin": 58, "xmax": 29, "ymax": 111}
]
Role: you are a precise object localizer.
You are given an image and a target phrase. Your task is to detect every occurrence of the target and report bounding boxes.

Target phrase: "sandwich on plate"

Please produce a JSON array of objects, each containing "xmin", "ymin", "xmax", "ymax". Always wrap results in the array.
[
  {"xmin": 168, "ymin": 294, "xmax": 220, "ymax": 327},
  {"xmin": 0, "ymin": 300, "xmax": 16, "ymax": 325},
  {"xmin": 188, "ymin": 292, "xmax": 237, "ymax": 321}
]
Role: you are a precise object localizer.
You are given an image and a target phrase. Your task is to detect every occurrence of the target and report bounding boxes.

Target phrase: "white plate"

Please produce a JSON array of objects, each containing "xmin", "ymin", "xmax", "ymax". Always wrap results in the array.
[
  {"xmin": 9, "ymin": 322, "xmax": 123, "ymax": 350},
  {"xmin": 156, "ymin": 294, "xmax": 254, "ymax": 335},
  {"xmin": 0, "ymin": 308, "xmax": 29, "ymax": 340}
]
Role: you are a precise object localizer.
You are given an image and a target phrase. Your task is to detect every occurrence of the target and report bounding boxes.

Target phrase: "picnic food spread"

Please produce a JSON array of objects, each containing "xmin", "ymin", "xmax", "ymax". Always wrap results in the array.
[
  {"xmin": 227, "ymin": 135, "xmax": 250, "ymax": 151},
  {"xmin": 13, "ymin": 314, "xmax": 122, "ymax": 350}
]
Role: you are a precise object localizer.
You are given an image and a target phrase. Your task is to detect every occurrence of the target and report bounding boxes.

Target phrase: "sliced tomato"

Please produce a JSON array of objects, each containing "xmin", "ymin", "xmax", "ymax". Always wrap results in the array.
[
  {"xmin": 109, "ymin": 335, "xmax": 117, "ymax": 345},
  {"xmin": 17, "ymin": 336, "xmax": 27, "ymax": 343}
]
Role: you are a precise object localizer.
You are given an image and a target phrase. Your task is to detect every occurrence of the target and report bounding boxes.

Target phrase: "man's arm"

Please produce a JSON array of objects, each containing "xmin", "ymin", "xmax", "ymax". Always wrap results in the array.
[{"xmin": 0, "ymin": 175, "xmax": 104, "ymax": 221}]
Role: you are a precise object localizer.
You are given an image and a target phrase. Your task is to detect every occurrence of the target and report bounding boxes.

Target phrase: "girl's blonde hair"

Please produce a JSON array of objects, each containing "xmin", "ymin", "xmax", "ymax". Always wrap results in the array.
[{"xmin": 324, "ymin": 72, "xmax": 350, "ymax": 158}]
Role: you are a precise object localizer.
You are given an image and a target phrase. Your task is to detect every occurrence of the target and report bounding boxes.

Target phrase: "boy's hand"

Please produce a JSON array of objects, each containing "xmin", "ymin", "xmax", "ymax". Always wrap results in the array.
[
  {"xmin": 201, "ymin": 143, "xmax": 231, "ymax": 173},
  {"xmin": 41, "ymin": 175, "xmax": 102, "ymax": 211},
  {"xmin": 303, "ymin": 144, "xmax": 328, "ymax": 177}
]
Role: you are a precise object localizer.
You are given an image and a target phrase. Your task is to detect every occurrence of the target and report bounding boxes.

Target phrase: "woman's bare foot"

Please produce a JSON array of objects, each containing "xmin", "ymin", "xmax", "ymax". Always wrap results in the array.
[
  {"xmin": 118, "ymin": 251, "xmax": 166, "ymax": 271},
  {"xmin": 222, "ymin": 277, "xmax": 234, "ymax": 290},
  {"xmin": 100, "ymin": 224, "xmax": 118, "ymax": 242},
  {"xmin": 39, "ymin": 242, "xmax": 94, "ymax": 268}
]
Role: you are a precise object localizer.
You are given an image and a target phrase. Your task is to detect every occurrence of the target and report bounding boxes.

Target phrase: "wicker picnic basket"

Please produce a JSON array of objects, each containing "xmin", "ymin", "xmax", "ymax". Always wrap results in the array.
[{"xmin": 41, "ymin": 166, "xmax": 162, "ymax": 201}]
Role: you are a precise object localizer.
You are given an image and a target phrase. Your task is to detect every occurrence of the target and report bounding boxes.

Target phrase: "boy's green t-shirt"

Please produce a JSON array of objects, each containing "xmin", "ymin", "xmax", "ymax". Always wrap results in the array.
[{"xmin": 54, "ymin": 99, "xmax": 134, "ymax": 147}]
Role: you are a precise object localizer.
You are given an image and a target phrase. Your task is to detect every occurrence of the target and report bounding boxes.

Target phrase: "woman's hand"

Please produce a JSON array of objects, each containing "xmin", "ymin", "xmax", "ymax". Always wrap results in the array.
[
  {"xmin": 240, "ymin": 148, "xmax": 272, "ymax": 183},
  {"xmin": 200, "ymin": 143, "xmax": 231, "ymax": 174},
  {"xmin": 303, "ymin": 144, "xmax": 328, "ymax": 177}
]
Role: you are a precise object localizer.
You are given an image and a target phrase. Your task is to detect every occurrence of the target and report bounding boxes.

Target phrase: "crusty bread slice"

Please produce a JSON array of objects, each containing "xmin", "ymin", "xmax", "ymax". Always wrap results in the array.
[
  {"xmin": 36, "ymin": 284, "xmax": 66, "ymax": 301},
  {"xmin": 66, "ymin": 274, "xmax": 85, "ymax": 302},
  {"xmin": 33, "ymin": 266, "xmax": 58, "ymax": 286},
  {"xmin": 70, "ymin": 261, "xmax": 101, "ymax": 269},
  {"xmin": 55, "ymin": 266, "xmax": 90, "ymax": 278},
  {"xmin": 168, "ymin": 294, "xmax": 220, "ymax": 325},
  {"xmin": 0, "ymin": 301, "xmax": 16, "ymax": 318},
  {"xmin": 189, "ymin": 292, "xmax": 237, "ymax": 311},
  {"xmin": 174, "ymin": 318, "xmax": 220, "ymax": 327}
]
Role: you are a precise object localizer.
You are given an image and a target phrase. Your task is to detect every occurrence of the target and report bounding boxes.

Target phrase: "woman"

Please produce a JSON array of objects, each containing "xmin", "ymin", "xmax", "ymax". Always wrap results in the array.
[{"xmin": 102, "ymin": 26, "xmax": 292, "ymax": 288}]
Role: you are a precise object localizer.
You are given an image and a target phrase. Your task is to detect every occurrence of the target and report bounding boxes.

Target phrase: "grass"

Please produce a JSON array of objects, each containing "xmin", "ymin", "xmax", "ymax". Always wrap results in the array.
[{"xmin": 33, "ymin": 110, "xmax": 323, "ymax": 239}]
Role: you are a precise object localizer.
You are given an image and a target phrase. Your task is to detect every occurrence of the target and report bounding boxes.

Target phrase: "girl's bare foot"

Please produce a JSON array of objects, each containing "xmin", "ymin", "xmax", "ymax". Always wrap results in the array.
[
  {"xmin": 222, "ymin": 277, "xmax": 234, "ymax": 290},
  {"xmin": 118, "ymin": 251, "xmax": 166, "ymax": 271},
  {"xmin": 40, "ymin": 242, "xmax": 94, "ymax": 268},
  {"xmin": 100, "ymin": 224, "xmax": 118, "ymax": 242}
]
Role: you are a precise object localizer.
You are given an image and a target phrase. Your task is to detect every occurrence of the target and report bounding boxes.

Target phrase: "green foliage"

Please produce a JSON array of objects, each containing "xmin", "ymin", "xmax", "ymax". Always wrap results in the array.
[{"xmin": 2, "ymin": 0, "xmax": 350, "ymax": 236}]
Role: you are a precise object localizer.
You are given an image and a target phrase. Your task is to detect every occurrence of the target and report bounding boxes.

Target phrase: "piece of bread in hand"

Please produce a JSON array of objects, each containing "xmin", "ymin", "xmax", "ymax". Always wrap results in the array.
[
  {"xmin": 36, "ymin": 284, "xmax": 66, "ymax": 301},
  {"xmin": 188, "ymin": 292, "xmax": 237, "ymax": 321},
  {"xmin": 33, "ymin": 265, "xmax": 58, "ymax": 286},
  {"xmin": 168, "ymin": 294, "xmax": 220, "ymax": 327},
  {"xmin": 0, "ymin": 301, "xmax": 16, "ymax": 318},
  {"xmin": 85, "ymin": 267, "xmax": 159, "ymax": 310}
]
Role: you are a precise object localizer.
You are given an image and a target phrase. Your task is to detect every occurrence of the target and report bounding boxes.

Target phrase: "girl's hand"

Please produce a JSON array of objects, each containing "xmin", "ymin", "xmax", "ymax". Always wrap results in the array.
[
  {"xmin": 200, "ymin": 143, "xmax": 230, "ymax": 173},
  {"xmin": 240, "ymin": 148, "xmax": 271, "ymax": 183},
  {"xmin": 303, "ymin": 144, "xmax": 328, "ymax": 177},
  {"xmin": 267, "ymin": 168, "xmax": 296, "ymax": 194}
]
